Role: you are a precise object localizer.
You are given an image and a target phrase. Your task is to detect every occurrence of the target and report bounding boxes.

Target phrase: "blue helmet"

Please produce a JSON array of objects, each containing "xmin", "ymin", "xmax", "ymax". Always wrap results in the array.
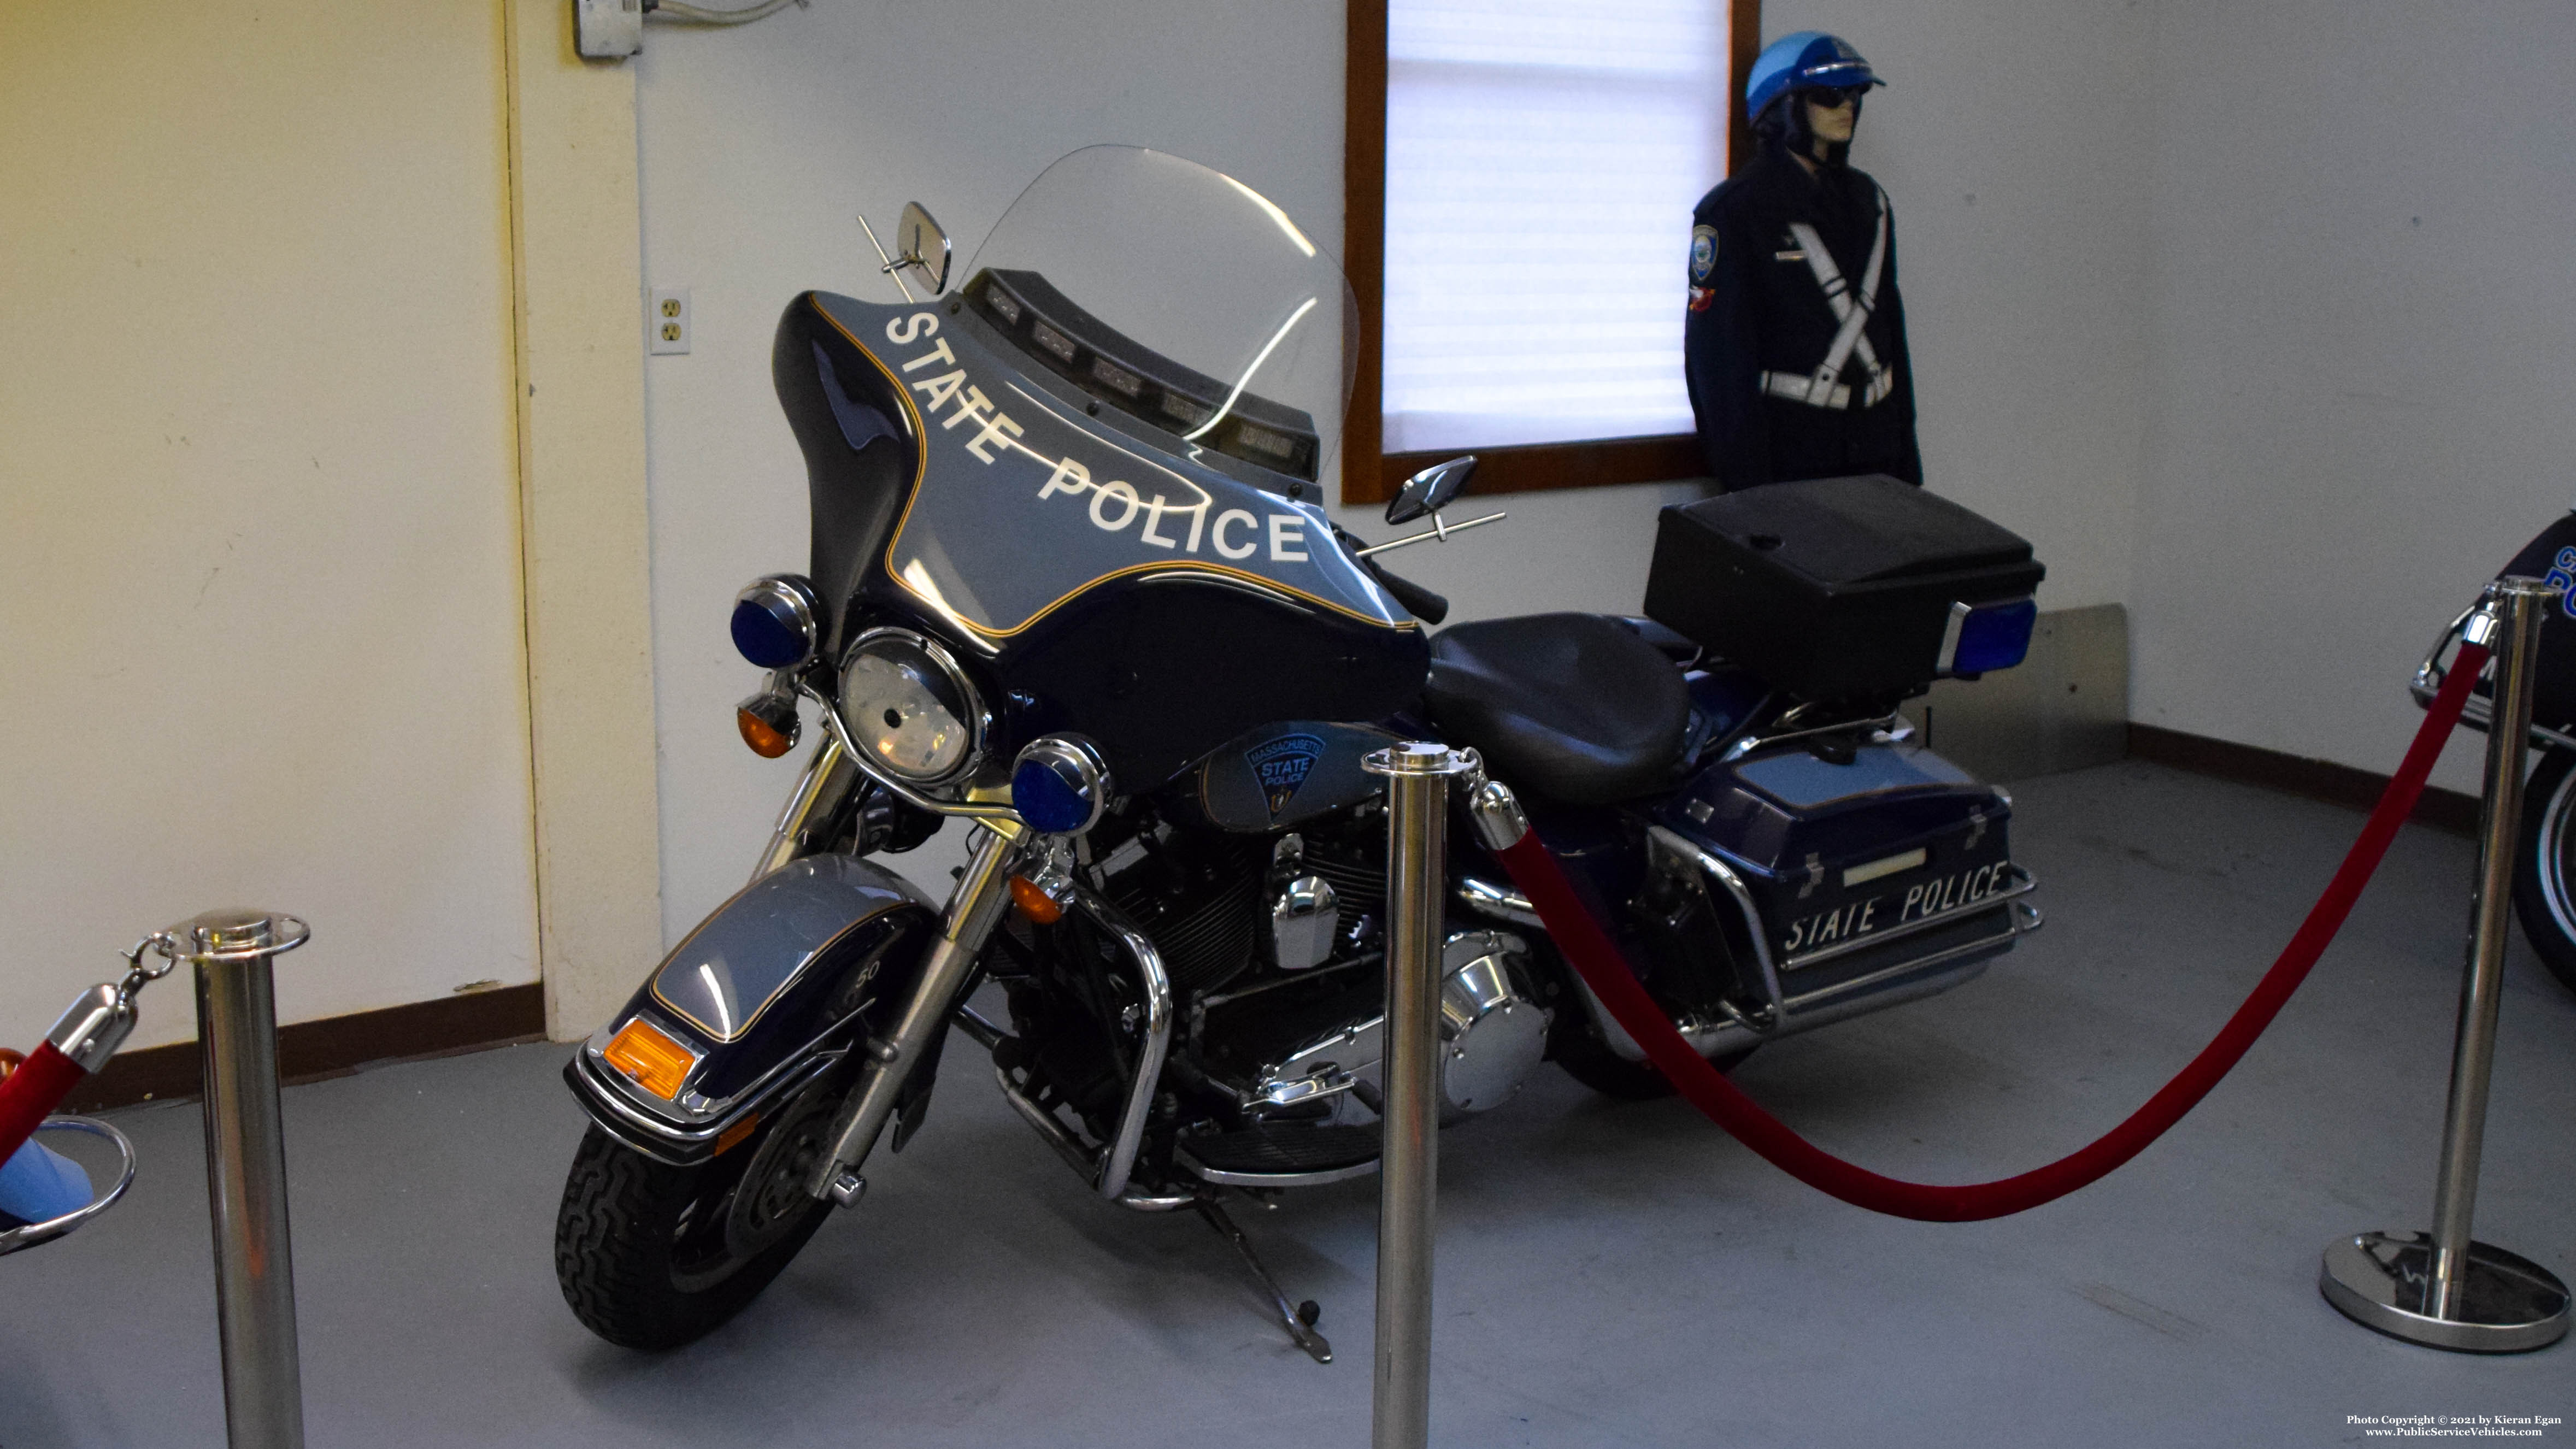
[{"xmin": 1744, "ymin": 32, "xmax": 1883, "ymax": 122}]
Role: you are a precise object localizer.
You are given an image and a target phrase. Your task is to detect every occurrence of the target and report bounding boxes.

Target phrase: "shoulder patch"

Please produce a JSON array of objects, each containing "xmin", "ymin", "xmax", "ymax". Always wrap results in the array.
[{"xmin": 1690, "ymin": 224, "xmax": 1719, "ymax": 282}]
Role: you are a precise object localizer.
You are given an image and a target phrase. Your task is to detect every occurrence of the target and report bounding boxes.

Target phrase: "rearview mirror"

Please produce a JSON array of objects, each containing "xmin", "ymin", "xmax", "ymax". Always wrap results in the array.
[
  {"xmin": 891, "ymin": 201, "xmax": 951, "ymax": 296},
  {"xmin": 1384, "ymin": 455, "xmax": 1477, "ymax": 527}
]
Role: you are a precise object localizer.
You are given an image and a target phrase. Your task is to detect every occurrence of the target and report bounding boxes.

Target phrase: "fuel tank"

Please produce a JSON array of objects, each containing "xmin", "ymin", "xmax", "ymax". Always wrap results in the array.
[{"xmin": 1172, "ymin": 719, "xmax": 1403, "ymax": 833}]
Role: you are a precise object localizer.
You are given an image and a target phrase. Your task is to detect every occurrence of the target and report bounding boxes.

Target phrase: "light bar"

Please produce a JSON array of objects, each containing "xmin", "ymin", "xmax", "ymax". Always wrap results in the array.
[{"xmin": 964, "ymin": 268, "xmax": 1321, "ymax": 482}]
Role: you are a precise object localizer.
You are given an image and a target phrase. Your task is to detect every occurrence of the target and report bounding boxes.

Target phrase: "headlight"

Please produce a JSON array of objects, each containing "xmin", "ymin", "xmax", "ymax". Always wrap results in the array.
[{"xmin": 839, "ymin": 628, "xmax": 985, "ymax": 784}]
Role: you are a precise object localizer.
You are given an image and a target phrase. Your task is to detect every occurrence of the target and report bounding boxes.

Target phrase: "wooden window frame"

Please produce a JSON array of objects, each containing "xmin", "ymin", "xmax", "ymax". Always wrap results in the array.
[{"xmin": 1342, "ymin": 0, "xmax": 1763, "ymax": 506}]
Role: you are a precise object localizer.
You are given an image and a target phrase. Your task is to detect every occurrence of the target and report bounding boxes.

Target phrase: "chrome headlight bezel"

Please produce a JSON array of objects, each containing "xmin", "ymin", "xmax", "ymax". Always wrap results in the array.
[
  {"xmin": 731, "ymin": 574, "xmax": 824, "ymax": 671},
  {"xmin": 836, "ymin": 626, "xmax": 990, "ymax": 787},
  {"xmin": 1011, "ymin": 734, "xmax": 1112, "ymax": 835}
]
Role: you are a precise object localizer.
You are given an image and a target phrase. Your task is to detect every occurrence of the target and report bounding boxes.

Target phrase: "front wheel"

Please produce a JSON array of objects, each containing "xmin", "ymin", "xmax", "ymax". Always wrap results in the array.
[
  {"xmin": 554, "ymin": 1070, "xmax": 846, "ymax": 1350},
  {"xmin": 2512, "ymin": 747, "xmax": 2576, "ymax": 998}
]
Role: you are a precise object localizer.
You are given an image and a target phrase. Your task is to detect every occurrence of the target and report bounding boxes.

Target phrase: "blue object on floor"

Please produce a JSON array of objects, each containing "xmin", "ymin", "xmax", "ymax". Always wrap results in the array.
[{"xmin": 0, "ymin": 1135, "xmax": 93, "ymax": 1228}]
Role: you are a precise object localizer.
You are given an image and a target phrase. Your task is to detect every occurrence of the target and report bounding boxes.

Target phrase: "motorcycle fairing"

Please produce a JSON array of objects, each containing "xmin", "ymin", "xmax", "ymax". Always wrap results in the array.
[
  {"xmin": 775, "ymin": 302, "xmax": 919, "ymax": 661},
  {"xmin": 568, "ymin": 854, "xmax": 940, "ymax": 1167},
  {"xmin": 804, "ymin": 291, "xmax": 1405, "ymax": 641},
  {"xmin": 776, "ymin": 290, "xmax": 1433, "ymax": 787}
]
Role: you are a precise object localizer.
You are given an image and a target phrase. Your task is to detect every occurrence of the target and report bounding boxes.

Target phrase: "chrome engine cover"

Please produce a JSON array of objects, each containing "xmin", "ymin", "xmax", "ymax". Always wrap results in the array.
[
  {"xmin": 1268, "ymin": 873, "xmax": 1339, "ymax": 971},
  {"xmin": 1434, "ymin": 929, "xmax": 1548, "ymax": 1116},
  {"xmin": 1244, "ymin": 928, "xmax": 1549, "ymax": 1124}
]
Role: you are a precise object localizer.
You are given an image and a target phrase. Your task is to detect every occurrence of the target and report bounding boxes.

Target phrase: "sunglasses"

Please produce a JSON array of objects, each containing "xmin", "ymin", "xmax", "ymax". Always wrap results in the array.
[{"xmin": 1802, "ymin": 86, "xmax": 1867, "ymax": 109}]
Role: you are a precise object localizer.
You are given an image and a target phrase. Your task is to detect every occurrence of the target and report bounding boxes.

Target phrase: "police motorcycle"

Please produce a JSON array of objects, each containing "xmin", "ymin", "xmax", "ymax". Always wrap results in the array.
[
  {"xmin": 554, "ymin": 145, "xmax": 2049, "ymax": 1354},
  {"xmin": 2416, "ymin": 514, "xmax": 2576, "ymax": 1000}
]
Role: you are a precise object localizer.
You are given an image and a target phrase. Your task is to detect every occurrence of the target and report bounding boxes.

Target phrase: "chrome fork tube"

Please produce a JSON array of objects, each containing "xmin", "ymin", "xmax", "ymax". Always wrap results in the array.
[
  {"xmin": 750, "ymin": 735, "xmax": 858, "ymax": 885},
  {"xmin": 808, "ymin": 818, "xmax": 1026, "ymax": 1200}
]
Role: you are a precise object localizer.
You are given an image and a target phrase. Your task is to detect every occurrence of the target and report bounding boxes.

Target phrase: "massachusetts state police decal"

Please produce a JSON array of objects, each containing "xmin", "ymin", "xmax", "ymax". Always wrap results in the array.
[
  {"xmin": 1245, "ymin": 733, "xmax": 1326, "ymax": 818},
  {"xmin": 1690, "ymin": 224, "xmax": 1719, "ymax": 282}
]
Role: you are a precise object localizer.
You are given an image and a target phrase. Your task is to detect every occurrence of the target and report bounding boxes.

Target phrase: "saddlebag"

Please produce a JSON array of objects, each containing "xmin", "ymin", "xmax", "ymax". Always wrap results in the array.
[
  {"xmin": 1642, "ymin": 474, "xmax": 2044, "ymax": 702},
  {"xmin": 1650, "ymin": 738, "xmax": 2034, "ymax": 1028}
]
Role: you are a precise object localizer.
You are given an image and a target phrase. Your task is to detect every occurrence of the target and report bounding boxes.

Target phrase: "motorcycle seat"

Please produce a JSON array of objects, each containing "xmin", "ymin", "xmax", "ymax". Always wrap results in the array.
[{"xmin": 1422, "ymin": 612, "xmax": 1692, "ymax": 805}]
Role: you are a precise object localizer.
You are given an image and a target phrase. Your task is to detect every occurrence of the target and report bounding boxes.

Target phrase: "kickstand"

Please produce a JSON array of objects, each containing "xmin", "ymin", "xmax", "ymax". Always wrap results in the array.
[{"xmin": 1193, "ymin": 1199, "xmax": 1333, "ymax": 1364}]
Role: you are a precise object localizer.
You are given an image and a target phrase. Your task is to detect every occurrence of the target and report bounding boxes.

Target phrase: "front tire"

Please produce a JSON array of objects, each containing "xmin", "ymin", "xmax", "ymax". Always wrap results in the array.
[
  {"xmin": 554, "ymin": 1072, "xmax": 845, "ymax": 1350},
  {"xmin": 2512, "ymin": 747, "xmax": 2576, "ymax": 998}
]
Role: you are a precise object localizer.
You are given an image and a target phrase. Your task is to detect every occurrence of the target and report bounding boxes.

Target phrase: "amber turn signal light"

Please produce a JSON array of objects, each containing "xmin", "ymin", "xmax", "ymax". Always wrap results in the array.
[
  {"xmin": 603, "ymin": 1017, "xmax": 699, "ymax": 1101},
  {"xmin": 738, "ymin": 706, "xmax": 795, "ymax": 758},
  {"xmin": 1009, "ymin": 874, "xmax": 1064, "ymax": 925}
]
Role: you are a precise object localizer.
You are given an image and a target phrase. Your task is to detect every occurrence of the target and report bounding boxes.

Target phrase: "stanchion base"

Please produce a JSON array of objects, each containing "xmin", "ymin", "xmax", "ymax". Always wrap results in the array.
[{"xmin": 2321, "ymin": 1231, "xmax": 2569, "ymax": 1353}]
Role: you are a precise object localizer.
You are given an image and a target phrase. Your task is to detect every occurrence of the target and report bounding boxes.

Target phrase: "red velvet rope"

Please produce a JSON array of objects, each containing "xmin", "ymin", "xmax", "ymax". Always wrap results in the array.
[
  {"xmin": 1496, "ymin": 643, "xmax": 2488, "ymax": 1223},
  {"xmin": 0, "ymin": 1043, "xmax": 87, "ymax": 1166}
]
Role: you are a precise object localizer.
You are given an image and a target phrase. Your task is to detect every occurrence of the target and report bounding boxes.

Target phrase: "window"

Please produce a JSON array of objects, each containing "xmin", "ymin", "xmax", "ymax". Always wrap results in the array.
[{"xmin": 1343, "ymin": 0, "xmax": 1758, "ymax": 504}]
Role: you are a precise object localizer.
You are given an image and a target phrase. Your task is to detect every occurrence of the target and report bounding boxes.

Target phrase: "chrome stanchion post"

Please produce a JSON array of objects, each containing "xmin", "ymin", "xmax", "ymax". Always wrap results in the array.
[
  {"xmin": 1363, "ymin": 743, "xmax": 1477, "ymax": 1449},
  {"xmin": 2428, "ymin": 580, "xmax": 2545, "ymax": 1318},
  {"xmin": 187, "ymin": 909, "xmax": 312, "ymax": 1446},
  {"xmin": 2322, "ymin": 578, "xmax": 2571, "ymax": 1352}
]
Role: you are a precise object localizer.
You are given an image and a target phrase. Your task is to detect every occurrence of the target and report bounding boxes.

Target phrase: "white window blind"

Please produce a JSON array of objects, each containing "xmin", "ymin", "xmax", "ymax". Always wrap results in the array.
[{"xmin": 1382, "ymin": 0, "xmax": 1726, "ymax": 456}]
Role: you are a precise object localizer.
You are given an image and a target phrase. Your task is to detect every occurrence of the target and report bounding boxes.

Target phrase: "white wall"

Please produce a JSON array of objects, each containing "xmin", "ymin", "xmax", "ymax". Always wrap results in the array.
[
  {"xmin": 633, "ymin": 1, "xmax": 1713, "ymax": 935},
  {"xmin": 2130, "ymin": 1, "xmax": 2576, "ymax": 793},
  {"xmin": 0, "ymin": 0, "xmax": 540, "ymax": 1048}
]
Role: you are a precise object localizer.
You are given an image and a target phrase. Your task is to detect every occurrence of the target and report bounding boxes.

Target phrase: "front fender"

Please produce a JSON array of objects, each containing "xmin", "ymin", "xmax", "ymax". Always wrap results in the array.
[{"xmin": 566, "ymin": 853, "xmax": 940, "ymax": 1165}]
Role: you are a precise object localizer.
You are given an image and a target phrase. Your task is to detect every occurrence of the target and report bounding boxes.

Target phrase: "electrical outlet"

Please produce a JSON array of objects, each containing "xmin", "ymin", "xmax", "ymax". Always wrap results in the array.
[
  {"xmin": 575, "ymin": 0, "xmax": 642, "ymax": 58},
  {"xmin": 649, "ymin": 287, "xmax": 691, "ymax": 356}
]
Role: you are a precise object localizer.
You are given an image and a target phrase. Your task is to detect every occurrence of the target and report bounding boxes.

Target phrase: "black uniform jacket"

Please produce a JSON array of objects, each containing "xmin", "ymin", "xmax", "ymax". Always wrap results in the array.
[{"xmin": 1685, "ymin": 142, "xmax": 1922, "ymax": 492}]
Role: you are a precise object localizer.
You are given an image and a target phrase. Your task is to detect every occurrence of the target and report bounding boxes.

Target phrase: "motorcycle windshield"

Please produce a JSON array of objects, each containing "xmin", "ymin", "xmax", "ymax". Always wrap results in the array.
[
  {"xmin": 858, "ymin": 146, "xmax": 1394, "ymax": 644},
  {"xmin": 964, "ymin": 145, "xmax": 1356, "ymax": 486}
]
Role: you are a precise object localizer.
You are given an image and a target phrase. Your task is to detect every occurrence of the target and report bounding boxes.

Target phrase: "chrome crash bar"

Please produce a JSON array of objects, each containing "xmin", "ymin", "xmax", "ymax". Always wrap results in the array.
[
  {"xmin": 980, "ymin": 889, "xmax": 1177, "ymax": 1207},
  {"xmin": 1458, "ymin": 832, "xmax": 2043, "ymax": 1060},
  {"xmin": 1645, "ymin": 826, "xmax": 1790, "ymax": 1035}
]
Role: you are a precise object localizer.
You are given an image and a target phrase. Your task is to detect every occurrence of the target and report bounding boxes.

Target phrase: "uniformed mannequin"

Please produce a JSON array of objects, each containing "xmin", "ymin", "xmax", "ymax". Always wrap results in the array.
[{"xmin": 1685, "ymin": 32, "xmax": 1921, "ymax": 493}]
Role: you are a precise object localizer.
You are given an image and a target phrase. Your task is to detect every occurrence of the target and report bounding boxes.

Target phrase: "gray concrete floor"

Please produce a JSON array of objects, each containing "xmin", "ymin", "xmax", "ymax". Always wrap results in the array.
[{"xmin": 4, "ymin": 760, "xmax": 2572, "ymax": 1447}]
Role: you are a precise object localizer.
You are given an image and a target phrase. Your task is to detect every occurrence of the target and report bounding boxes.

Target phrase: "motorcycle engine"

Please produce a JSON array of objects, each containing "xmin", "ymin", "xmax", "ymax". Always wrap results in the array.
[
  {"xmin": 1227, "ymin": 927, "xmax": 1550, "ymax": 1127},
  {"xmin": 1098, "ymin": 824, "xmax": 1266, "ymax": 992},
  {"xmin": 1016, "ymin": 812, "xmax": 1548, "ymax": 1162}
]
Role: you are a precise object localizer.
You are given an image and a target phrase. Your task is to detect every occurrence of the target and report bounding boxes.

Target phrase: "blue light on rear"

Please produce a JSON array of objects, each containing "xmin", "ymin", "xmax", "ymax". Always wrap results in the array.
[
  {"xmin": 731, "ymin": 596, "xmax": 808, "ymax": 669},
  {"xmin": 1013, "ymin": 758, "xmax": 1092, "ymax": 834},
  {"xmin": 1953, "ymin": 598, "xmax": 2037, "ymax": 675}
]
